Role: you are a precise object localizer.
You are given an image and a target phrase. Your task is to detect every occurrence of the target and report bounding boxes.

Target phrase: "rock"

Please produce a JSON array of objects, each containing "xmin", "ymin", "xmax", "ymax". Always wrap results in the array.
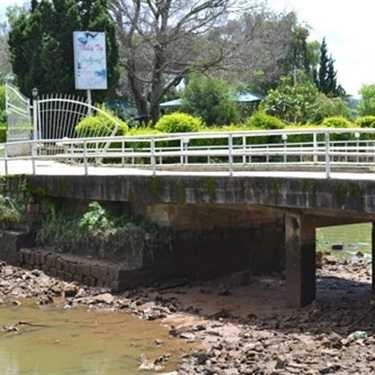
[
  {"xmin": 319, "ymin": 364, "xmax": 341, "ymax": 374},
  {"xmin": 179, "ymin": 332, "xmax": 196, "ymax": 341},
  {"xmin": 193, "ymin": 351, "xmax": 209, "ymax": 365},
  {"xmin": 2, "ymin": 324, "xmax": 19, "ymax": 333},
  {"xmin": 324, "ymin": 256, "xmax": 337, "ymax": 265},
  {"xmin": 92, "ymin": 293, "xmax": 115, "ymax": 305},
  {"xmin": 63, "ymin": 284, "xmax": 79, "ymax": 298},
  {"xmin": 138, "ymin": 354, "xmax": 167, "ymax": 371},
  {"xmin": 347, "ymin": 331, "xmax": 368, "ymax": 341},
  {"xmin": 31, "ymin": 269, "xmax": 41, "ymax": 277},
  {"xmin": 356, "ymin": 251, "xmax": 364, "ymax": 258},
  {"xmin": 331, "ymin": 244, "xmax": 344, "ymax": 251},
  {"xmin": 38, "ymin": 294, "xmax": 53, "ymax": 305},
  {"xmin": 218, "ymin": 288, "xmax": 232, "ymax": 296}
]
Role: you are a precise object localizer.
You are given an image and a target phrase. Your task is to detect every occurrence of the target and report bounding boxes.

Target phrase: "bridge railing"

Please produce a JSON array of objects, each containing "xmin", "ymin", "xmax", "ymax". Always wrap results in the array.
[{"xmin": 3, "ymin": 127, "xmax": 375, "ymax": 177}]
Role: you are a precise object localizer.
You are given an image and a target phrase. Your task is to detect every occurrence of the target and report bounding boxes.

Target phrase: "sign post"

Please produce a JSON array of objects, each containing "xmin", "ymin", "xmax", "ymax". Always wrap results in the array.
[{"xmin": 73, "ymin": 31, "xmax": 108, "ymax": 108}]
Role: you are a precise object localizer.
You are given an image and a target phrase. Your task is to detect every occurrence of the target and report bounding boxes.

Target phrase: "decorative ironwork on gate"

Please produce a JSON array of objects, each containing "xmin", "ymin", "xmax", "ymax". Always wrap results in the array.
[
  {"xmin": 5, "ymin": 82, "xmax": 32, "ymax": 143},
  {"xmin": 5, "ymin": 84, "xmax": 122, "ymax": 158}
]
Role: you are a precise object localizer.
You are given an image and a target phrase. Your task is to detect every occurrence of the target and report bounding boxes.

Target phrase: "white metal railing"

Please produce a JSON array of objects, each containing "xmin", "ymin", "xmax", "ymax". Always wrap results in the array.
[{"xmin": 2, "ymin": 127, "xmax": 375, "ymax": 177}]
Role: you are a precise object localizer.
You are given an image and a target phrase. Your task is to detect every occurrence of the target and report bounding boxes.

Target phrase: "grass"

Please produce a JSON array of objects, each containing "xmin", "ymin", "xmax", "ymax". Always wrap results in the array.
[{"xmin": 317, "ymin": 223, "xmax": 372, "ymax": 259}]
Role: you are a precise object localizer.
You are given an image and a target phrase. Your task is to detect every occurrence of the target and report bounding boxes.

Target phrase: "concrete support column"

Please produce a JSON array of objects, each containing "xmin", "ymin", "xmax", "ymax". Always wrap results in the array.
[
  {"xmin": 372, "ymin": 223, "xmax": 375, "ymax": 299},
  {"xmin": 285, "ymin": 214, "xmax": 316, "ymax": 307}
]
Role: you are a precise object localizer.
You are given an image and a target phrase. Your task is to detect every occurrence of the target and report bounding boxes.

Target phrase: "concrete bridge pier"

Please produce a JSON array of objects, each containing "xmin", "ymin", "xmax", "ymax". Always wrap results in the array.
[
  {"xmin": 285, "ymin": 214, "xmax": 316, "ymax": 308},
  {"xmin": 373, "ymin": 223, "xmax": 375, "ymax": 300}
]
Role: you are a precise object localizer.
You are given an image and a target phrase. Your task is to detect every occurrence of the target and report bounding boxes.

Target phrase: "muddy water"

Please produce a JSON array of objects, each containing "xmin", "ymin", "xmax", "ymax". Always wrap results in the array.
[{"xmin": 0, "ymin": 303, "xmax": 192, "ymax": 375}]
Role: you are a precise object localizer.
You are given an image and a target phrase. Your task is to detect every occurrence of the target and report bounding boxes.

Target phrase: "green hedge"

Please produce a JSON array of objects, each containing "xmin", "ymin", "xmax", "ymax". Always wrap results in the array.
[
  {"xmin": 356, "ymin": 116, "xmax": 375, "ymax": 128},
  {"xmin": 75, "ymin": 110, "xmax": 128, "ymax": 137},
  {"xmin": 155, "ymin": 112, "xmax": 203, "ymax": 133},
  {"xmin": 247, "ymin": 111, "xmax": 286, "ymax": 130}
]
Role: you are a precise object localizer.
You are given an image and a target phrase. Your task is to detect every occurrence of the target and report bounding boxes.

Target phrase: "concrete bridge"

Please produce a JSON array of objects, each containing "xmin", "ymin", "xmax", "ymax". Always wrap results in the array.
[
  {"xmin": 3, "ymin": 128, "xmax": 375, "ymax": 307},
  {"xmin": 24, "ymin": 171, "xmax": 375, "ymax": 308}
]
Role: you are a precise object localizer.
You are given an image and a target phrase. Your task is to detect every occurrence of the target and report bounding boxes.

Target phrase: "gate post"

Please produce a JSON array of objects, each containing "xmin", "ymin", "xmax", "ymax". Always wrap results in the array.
[
  {"xmin": 32, "ymin": 88, "xmax": 39, "ymax": 165},
  {"xmin": 32, "ymin": 88, "xmax": 39, "ymax": 142}
]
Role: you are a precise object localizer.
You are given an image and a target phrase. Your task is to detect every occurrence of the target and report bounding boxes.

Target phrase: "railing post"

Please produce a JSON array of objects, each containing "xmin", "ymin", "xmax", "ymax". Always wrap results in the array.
[
  {"xmin": 242, "ymin": 136, "xmax": 246, "ymax": 165},
  {"xmin": 151, "ymin": 138, "xmax": 156, "ymax": 175},
  {"xmin": 31, "ymin": 140, "xmax": 36, "ymax": 175},
  {"xmin": 4, "ymin": 144, "xmax": 8, "ymax": 176},
  {"xmin": 121, "ymin": 140, "xmax": 125, "ymax": 167},
  {"xmin": 282, "ymin": 134, "xmax": 287, "ymax": 163},
  {"xmin": 83, "ymin": 140, "xmax": 88, "ymax": 176},
  {"xmin": 325, "ymin": 132, "xmax": 331, "ymax": 179},
  {"xmin": 180, "ymin": 138, "xmax": 184, "ymax": 165},
  {"xmin": 228, "ymin": 133, "xmax": 233, "ymax": 176},
  {"xmin": 313, "ymin": 133, "xmax": 318, "ymax": 163},
  {"xmin": 32, "ymin": 89, "xmax": 39, "ymax": 162}
]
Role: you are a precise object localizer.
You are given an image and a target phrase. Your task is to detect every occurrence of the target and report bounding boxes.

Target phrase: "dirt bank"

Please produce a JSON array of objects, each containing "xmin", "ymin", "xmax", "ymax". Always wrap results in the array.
[{"xmin": 0, "ymin": 255, "xmax": 374, "ymax": 374}]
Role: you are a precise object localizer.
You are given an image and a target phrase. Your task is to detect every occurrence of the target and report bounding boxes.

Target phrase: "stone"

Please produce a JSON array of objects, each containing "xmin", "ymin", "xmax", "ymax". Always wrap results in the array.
[
  {"xmin": 63, "ymin": 284, "xmax": 79, "ymax": 298},
  {"xmin": 92, "ymin": 293, "xmax": 115, "ymax": 305},
  {"xmin": 331, "ymin": 243, "xmax": 343, "ymax": 251},
  {"xmin": 38, "ymin": 294, "xmax": 53, "ymax": 305}
]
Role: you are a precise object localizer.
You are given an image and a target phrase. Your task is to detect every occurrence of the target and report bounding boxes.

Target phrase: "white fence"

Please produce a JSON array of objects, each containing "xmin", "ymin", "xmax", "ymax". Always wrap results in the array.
[{"xmin": 3, "ymin": 128, "xmax": 375, "ymax": 178}]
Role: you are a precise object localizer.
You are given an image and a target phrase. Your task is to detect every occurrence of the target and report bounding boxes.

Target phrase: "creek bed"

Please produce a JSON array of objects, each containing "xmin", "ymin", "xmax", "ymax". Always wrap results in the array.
[{"xmin": 0, "ymin": 301, "xmax": 193, "ymax": 374}]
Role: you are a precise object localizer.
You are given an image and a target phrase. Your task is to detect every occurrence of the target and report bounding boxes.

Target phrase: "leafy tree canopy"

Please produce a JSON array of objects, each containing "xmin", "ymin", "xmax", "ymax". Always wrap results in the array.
[
  {"xmin": 358, "ymin": 84, "xmax": 375, "ymax": 116},
  {"xmin": 262, "ymin": 73, "xmax": 319, "ymax": 124},
  {"xmin": 182, "ymin": 74, "xmax": 240, "ymax": 126}
]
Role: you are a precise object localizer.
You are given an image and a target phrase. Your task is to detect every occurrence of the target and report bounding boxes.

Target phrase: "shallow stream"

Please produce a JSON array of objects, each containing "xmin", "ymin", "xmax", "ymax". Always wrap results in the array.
[{"xmin": 0, "ymin": 302, "xmax": 191, "ymax": 374}]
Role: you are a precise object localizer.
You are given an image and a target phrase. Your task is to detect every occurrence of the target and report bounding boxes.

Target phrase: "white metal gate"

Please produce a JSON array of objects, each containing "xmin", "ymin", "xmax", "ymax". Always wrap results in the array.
[
  {"xmin": 5, "ymin": 82, "xmax": 33, "ymax": 156},
  {"xmin": 5, "ymin": 84, "xmax": 121, "ymax": 158}
]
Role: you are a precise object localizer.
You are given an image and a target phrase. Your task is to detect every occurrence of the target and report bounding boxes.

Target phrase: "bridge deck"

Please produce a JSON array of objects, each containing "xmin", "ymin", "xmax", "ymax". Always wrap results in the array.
[{"xmin": 2, "ymin": 159, "xmax": 375, "ymax": 181}]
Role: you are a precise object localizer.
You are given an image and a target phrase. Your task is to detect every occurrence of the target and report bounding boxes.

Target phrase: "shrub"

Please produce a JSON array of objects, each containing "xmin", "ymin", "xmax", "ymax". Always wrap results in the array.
[
  {"xmin": 246, "ymin": 111, "xmax": 286, "ymax": 130},
  {"xmin": 182, "ymin": 73, "xmax": 240, "ymax": 126},
  {"xmin": 309, "ymin": 94, "xmax": 350, "ymax": 124},
  {"xmin": 356, "ymin": 116, "xmax": 375, "ymax": 128},
  {"xmin": 75, "ymin": 107, "xmax": 128, "ymax": 137},
  {"xmin": 0, "ymin": 195, "xmax": 23, "ymax": 226},
  {"xmin": 321, "ymin": 116, "xmax": 353, "ymax": 128},
  {"xmin": 79, "ymin": 202, "xmax": 114, "ymax": 235},
  {"xmin": 262, "ymin": 73, "xmax": 319, "ymax": 124},
  {"xmin": 155, "ymin": 112, "xmax": 203, "ymax": 133},
  {"xmin": 358, "ymin": 84, "xmax": 375, "ymax": 116}
]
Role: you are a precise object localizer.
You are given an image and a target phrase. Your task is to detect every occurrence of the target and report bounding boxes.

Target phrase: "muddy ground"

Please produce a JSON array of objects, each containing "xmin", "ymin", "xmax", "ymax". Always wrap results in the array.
[{"xmin": 0, "ymin": 254, "xmax": 374, "ymax": 374}]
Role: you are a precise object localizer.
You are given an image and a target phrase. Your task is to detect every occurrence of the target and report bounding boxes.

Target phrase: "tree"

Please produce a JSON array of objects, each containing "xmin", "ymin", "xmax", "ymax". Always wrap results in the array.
[
  {"xmin": 309, "ymin": 93, "xmax": 350, "ymax": 124},
  {"xmin": 110, "ymin": 0, "xmax": 258, "ymax": 123},
  {"xmin": 358, "ymin": 84, "xmax": 375, "ymax": 116},
  {"xmin": 213, "ymin": 11, "xmax": 303, "ymax": 95},
  {"xmin": 8, "ymin": 0, "xmax": 119, "ymax": 99},
  {"xmin": 316, "ymin": 38, "xmax": 344, "ymax": 97},
  {"xmin": 262, "ymin": 73, "xmax": 319, "ymax": 124},
  {"xmin": 284, "ymin": 24, "xmax": 311, "ymax": 78},
  {"xmin": 182, "ymin": 73, "xmax": 239, "ymax": 126},
  {"xmin": 0, "ymin": 23, "xmax": 11, "ymax": 82}
]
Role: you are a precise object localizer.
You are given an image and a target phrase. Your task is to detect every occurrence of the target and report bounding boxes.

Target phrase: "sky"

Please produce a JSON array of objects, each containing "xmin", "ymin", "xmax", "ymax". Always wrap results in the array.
[
  {"xmin": 0, "ymin": 0, "xmax": 374, "ymax": 95},
  {"xmin": 268, "ymin": 0, "xmax": 375, "ymax": 96}
]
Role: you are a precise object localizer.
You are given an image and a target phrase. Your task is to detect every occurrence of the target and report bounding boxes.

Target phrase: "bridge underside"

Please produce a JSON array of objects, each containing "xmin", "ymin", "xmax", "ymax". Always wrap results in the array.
[{"xmin": 26, "ymin": 174, "xmax": 375, "ymax": 307}]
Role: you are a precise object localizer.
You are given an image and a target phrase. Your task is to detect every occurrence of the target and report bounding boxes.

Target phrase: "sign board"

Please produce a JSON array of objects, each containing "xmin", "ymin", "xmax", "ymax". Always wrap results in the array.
[{"xmin": 73, "ymin": 31, "xmax": 108, "ymax": 90}]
